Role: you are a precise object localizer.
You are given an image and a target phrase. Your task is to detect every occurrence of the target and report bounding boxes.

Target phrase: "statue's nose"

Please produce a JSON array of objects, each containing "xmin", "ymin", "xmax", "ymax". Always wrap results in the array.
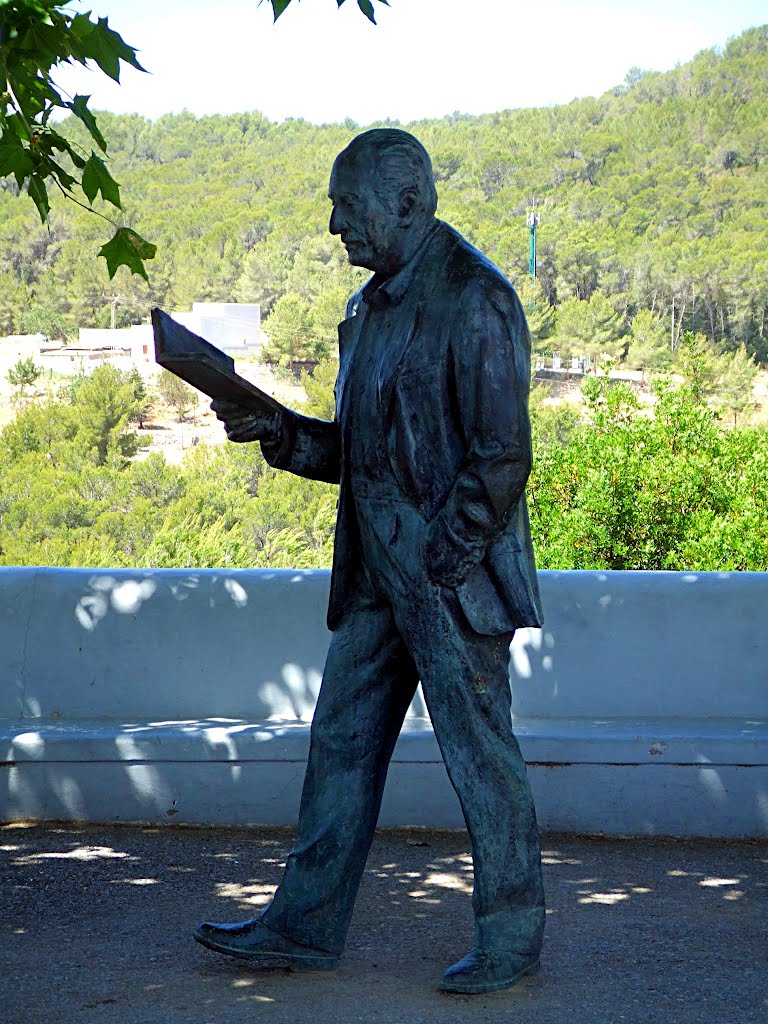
[{"xmin": 329, "ymin": 207, "xmax": 344, "ymax": 235}]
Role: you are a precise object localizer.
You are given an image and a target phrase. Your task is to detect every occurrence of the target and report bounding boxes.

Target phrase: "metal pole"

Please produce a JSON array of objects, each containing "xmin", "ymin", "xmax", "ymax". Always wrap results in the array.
[
  {"xmin": 526, "ymin": 209, "xmax": 540, "ymax": 310},
  {"xmin": 528, "ymin": 215, "xmax": 537, "ymax": 280}
]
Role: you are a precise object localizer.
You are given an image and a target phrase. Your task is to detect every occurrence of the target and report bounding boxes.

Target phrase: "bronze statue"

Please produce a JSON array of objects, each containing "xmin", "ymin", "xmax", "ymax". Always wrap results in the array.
[{"xmin": 195, "ymin": 129, "xmax": 545, "ymax": 994}]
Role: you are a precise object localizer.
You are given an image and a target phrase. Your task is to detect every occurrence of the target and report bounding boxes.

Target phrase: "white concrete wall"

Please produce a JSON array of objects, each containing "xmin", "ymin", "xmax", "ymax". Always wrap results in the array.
[{"xmin": 1, "ymin": 568, "xmax": 766, "ymax": 836}]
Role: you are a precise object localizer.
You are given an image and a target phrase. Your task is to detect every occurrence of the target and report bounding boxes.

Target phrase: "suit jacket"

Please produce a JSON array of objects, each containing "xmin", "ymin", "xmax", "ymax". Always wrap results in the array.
[{"xmin": 262, "ymin": 220, "xmax": 543, "ymax": 636}]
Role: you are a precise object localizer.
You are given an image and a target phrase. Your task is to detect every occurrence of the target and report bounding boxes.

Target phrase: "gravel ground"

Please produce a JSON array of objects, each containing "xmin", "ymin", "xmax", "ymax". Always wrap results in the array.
[{"xmin": 1, "ymin": 824, "xmax": 766, "ymax": 1024}]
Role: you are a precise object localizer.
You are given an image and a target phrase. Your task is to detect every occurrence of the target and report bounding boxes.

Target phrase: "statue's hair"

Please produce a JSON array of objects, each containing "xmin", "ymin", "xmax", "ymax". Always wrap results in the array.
[{"xmin": 336, "ymin": 129, "xmax": 438, "ymax": 217}]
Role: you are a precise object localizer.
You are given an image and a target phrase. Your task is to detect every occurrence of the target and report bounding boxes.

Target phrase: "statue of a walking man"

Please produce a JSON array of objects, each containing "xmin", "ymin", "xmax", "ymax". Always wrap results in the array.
[{"xmin": 197, "ymin": 128, "xmax": 545, "ymax": 994}]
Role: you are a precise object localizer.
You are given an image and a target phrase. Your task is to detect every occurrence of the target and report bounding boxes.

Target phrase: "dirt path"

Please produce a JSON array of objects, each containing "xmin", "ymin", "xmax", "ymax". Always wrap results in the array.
[{"xmin": 2, "ymin": 824, "xmax": 766, "ymax": 1024}]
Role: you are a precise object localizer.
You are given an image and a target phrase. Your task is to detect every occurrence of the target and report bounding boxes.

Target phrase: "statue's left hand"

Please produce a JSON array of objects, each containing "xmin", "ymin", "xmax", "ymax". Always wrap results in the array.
[{"xmin": 425, "ymin": 528, "xmax": 474, "ymax": 589}]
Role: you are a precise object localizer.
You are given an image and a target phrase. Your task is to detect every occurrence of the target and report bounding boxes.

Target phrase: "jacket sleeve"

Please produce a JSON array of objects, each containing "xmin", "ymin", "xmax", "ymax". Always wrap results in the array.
[
  {"xmin": 260, "ymin": 409, "xmax": 341, "ymax": 484},
  {"xmin": 425, "ymin": 280, "xmax": 533, "ymax": 587}
]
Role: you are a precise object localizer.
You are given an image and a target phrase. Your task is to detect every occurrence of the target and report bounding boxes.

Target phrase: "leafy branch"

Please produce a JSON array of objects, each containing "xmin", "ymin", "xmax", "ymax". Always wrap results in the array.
[
  {"xmin": 0, "ymin": 1, "xmax": 156, "ymax": 279},
  {"xmin": 268, "ymin": 0, "xmax": 389, "ymax": 25}
]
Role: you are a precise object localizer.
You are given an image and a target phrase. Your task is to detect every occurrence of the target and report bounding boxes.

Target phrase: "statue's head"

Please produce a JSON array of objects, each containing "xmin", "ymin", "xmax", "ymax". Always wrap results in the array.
[{"xmin": 329, "ymin": 129, "xmax": 438, "ymax": 276}]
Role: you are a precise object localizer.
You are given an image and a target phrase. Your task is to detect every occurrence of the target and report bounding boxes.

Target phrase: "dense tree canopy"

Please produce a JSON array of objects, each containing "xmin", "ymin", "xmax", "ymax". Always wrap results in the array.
[
  {"xmin": 1, "ymin": 359, "xmax": 767, "ymax": 571},
  {"xmin": 1, "ymin": 26, "xmax": 765, "ymax": 365},
  {"xmin": 1, "ymin": 24, "xmax": 766, "ymax": 572}
]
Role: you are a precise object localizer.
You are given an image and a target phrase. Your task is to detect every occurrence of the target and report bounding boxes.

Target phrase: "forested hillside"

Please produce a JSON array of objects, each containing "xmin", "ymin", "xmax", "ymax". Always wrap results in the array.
[
  {"xmin": 1, "ymin": 26, "xmax": 766, "ymax": 363},
  {"xmin": 1, "ymin": 26, "xmax": 767, "ymax": 572}
]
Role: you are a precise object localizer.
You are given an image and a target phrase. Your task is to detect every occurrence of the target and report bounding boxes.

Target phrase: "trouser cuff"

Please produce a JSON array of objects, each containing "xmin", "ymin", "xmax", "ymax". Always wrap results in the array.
[{"xmin": 475, "ymin": 906, "xmax": 546, "ymax": 955}]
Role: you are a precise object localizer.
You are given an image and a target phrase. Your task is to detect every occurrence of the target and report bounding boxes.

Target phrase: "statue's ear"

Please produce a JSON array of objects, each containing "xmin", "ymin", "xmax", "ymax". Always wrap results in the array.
[{"xmin": 398, "ymin": 188, "xmax": 418, "ymax": 220}]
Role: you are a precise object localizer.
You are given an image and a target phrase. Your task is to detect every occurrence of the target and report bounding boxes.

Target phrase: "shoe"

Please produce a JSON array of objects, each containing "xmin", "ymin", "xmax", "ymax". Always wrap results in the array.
[
  {"xmin": 439, "ymin": 947, "xmax": 540, "ymax": 994},
  {"xmin": 194, "ymin": 917, "xmax": 338, "ymax": 972}
]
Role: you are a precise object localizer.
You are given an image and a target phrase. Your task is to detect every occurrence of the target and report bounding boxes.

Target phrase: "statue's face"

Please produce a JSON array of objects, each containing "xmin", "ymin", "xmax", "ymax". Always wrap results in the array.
[{"xmin": 328, "ymin": 155, "xmax": 405, "ymax": 276}]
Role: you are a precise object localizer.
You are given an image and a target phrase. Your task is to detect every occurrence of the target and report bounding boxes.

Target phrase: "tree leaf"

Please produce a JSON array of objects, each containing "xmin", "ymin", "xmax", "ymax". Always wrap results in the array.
[
  {"xmin": 1, "ymin": 113, "xmax": 25, "ymax": 142},
  {"xmin": 46, "ymin": 157, "xmax": 77, "ymax": 192},
  {"xmin": 99, "ymin": 227, "xmax": 157, "ymax": 280},
  {"xmin": 0, "ymin": 134, "xmax": 35, "ymax": 184},
  {"xmin": 272, "ymin": 0, "xmax": 385, "ymax": 22},
  {"xmin": 27, "ymin": 174, "xmax": 50, "ymax": 221},
  {"xmin": 68, "ymin": 14, "xmax": 146, "ymax": 82},
  {"xmin": 82, "ymin": 152, "xmax": 121, "ymax": 208},
  {"xmin": 357, "ymin": 0, "xmax": 377, "ymax": 21},
  {"xmin": 61, "ymin": 140, "xmax": 87, "ymax": 170},
  {"xmin": 69, "ymin": 95, "xmax": 107, "ymax": 152},
  {"xmin": 271, "ymin": 0, "xmax": 293, "ymax": 20}
]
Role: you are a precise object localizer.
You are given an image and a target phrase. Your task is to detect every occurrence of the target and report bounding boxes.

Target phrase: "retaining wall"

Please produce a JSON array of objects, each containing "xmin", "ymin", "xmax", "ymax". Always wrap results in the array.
[{"xmin": 1, "ymin": 568, "xmax": 766, "ymax": 836}]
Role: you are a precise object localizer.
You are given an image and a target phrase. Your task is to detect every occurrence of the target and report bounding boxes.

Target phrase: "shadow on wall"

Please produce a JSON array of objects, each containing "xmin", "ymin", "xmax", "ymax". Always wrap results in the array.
[
  {"xmin": 15, "ymin": 569, "xmax": 334, "ymax": 723},
  {"xmin": 509, "ymin": 569, "xmax": 767, "ymax": 720},
  {"xmin": 15, "ymin": 567, "xmax": 765, "ymax": 722},
  {"xmin": 70, "ymin": 571, "xmax": 432, "ymax": 719},
  {"xmin": 4, "ymin": 567, "xmax": 767, "ymax": 833},
  {"xmin": 7, "ymin": 734, "xmax": 768, "ymax": 837}
]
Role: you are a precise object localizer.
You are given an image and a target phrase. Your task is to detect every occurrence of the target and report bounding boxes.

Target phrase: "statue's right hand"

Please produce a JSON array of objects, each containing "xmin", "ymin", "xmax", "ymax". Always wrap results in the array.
[{"xmin": 210, "ymin": 399, "xmax": 280, "ymax": 443}]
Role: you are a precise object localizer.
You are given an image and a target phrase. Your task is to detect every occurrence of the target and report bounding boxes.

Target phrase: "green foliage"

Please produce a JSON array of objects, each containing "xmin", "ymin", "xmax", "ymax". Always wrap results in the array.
[
  {"xmin": 519, "ymin": 280, "xmax": 555, "ymax": 347},
  {"xmin": 262, "ymin": 292, "xmax": 329, "ymax": 368},
  {"xmin": 269, "ymin": 0, "xmax": 389, "ymax": 24},
  {"xmin": 19, "ymin": 300, "xmax": 66, "ymax": 339},
  {"xmin": 235, "ymin": 237, "xmax": 291, "ymax": 316},
  {"xmin": 126, "ymin": 365, "xmax": 152, "ymax": 428},
  {"xmin": 157, "ymin": 368, "xmax": 198, "ymax": 421},
  {"xmin": 70, "ymin": 363, "xmax": 140, "ymax": 464},
  {"xmin": 1, "ymin": 362, "xmax": 140, "ymax": 469},
  {"xmin": 99, "ymin": 227, "xmax": 156, "ymax": 282},
  {"xmin": 6, "ymin": 353, "xmax": 41, "ymax": 394},
  {"xmin": 300, "ymin": 357, "xmax": 338, "ymax": 420},
  {"xmin": 1, "ymin": 26, "xmax": 765, "ymax": 366},
  {"xmin": 528, "ymin": 376, "xmax": 768, "ymax": 571},
  {"xmin": 529, "ymin": 383, "xmax": 581, "ymax": 450},
  {"xmin": 0, "ymin": 21, "xmax": 767, "ymax": 573},
  {"xmin": 624, "ymin": 309, "xmax": 671, "ymax": 371},
  {"xmin": 0, "ymin": 1, "xmax": 155, "ymax": 277},
  {"xmin": 0, "ymin": 269, "xmax": 28, "ymax": 333},
  {"xmin": 673, "ymin": 332, "xmax": 724, "ymax": 402},
  {"xmin": 0, "ymin": 393, "xmax": 77, "ymax": 462},
  {"xmin": 714, "ymin": 345, "xmax": 758, "ymax": 425},
  {"xmin": 310, "ymin": 284, "xmax": 353, "ymax": 352},
  {"xmin": 552, "ymin": 293, "xmax": 625, "ymax": 363},
  {"xmin": 0, "ymin": 354, "xmax": 766, "ymax": 572},
  {"xmin": 670, "ymin": 332, "xmax": 757, "ymax": 423}
]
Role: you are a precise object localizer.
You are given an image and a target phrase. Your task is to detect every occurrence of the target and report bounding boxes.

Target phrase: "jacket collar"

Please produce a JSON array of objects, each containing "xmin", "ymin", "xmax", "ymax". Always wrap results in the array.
[{"xmin": 360, "ymin": 221, "xmax": 440, "ymax": 311}]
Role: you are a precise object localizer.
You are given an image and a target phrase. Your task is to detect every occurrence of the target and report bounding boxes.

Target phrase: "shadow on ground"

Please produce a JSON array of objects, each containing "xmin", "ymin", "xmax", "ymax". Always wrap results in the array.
[{"xmin": 1, "ymin": 824, "xmax": 766, "ymax": 1024}]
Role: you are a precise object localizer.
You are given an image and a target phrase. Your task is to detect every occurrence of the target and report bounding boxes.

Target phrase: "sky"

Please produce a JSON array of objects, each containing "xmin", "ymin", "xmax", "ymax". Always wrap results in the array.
[{"xmin": 54, "ymin": 0, "xmax": 767, "ymax": 125}]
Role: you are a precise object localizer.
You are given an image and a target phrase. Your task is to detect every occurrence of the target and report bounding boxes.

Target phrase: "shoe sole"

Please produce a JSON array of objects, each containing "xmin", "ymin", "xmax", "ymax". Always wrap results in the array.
[
  {"xmin": 193, "ymin": 932, "xmax": 338, "ymax": 972},
  {"xmin": 438, "ymin": 959, "xmax": 540, "ymax": 994}
]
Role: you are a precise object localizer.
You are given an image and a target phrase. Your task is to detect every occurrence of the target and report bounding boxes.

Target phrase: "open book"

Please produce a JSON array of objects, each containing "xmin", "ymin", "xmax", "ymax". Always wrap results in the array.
[{"xmin": 151, "ymin": 307, "xmax": 285, "ymax": 415}]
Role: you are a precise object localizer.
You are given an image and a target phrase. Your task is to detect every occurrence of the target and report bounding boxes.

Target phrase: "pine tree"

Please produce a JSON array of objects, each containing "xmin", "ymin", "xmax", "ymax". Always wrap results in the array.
[
  {"xmin": 7, "ymin": 357, "xmax": 43, "ymax": 398},
  {"xmin": 157, "ymin": 369, "xmax": 198, "ymax": 422},
  {"xmin": 624, "ymin": 309, "xmax": 672, "ymax": 371},
  {"xmin": 262, "ymin": 293, "xmax": 327, "ymax": 369}
]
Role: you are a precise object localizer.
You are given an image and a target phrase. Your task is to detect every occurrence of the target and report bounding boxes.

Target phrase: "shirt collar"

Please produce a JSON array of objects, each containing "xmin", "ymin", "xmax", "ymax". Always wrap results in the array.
[{"xmin": 361, "ymin": 222, "xmax": 439, "ymax": 311}]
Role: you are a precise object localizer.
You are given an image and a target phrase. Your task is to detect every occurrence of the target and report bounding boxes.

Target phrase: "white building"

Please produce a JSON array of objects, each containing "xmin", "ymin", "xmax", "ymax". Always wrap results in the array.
[
  {"xmin": 76, "ymin": 303, "xmax": 263, "ymax": 365},
  {"xmin": 170, "ymin": 302, "xmax": 261, "ymax": 352}
]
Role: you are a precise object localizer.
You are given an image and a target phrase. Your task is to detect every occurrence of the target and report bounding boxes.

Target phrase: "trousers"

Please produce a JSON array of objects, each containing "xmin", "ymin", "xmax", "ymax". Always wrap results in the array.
[{"xmin": 261, "ymin": 489, "xmax": 545, "ymax": 956}]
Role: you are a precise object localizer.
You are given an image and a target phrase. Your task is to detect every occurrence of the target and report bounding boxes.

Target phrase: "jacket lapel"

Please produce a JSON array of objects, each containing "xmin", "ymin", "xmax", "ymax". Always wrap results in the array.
[
  {"xmin": 335, "ymin": 309, "xmax": 366, "ymax": 421},
  {"xmin": 376, "ymin": 298, "xmax": 424, "ymax": 412},
  {"xmin": 377, "ymin": 224, "xmax": 457, "ymax": 408}
]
